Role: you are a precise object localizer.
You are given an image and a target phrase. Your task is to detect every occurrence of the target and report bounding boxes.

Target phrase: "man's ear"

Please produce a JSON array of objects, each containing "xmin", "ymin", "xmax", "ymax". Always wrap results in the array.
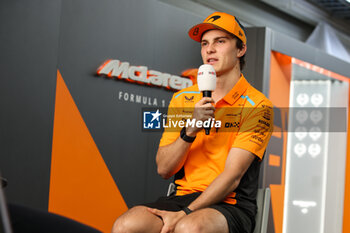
[{"xmin": 237, "ymin": 44, "xmax": 247, "ymax": 58}]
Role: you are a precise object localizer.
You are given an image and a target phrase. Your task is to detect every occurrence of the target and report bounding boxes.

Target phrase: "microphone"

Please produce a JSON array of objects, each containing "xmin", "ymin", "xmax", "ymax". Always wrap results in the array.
[{"xmin": 197, "ymin": 64, "xmax": 216, "ymax": 135}]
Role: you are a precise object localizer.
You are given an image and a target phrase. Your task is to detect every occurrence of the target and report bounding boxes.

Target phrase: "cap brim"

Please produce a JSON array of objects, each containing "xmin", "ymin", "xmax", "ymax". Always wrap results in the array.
[{"xmin": 188, "ymin": 23, "xmax": 222, "ymax": 42}]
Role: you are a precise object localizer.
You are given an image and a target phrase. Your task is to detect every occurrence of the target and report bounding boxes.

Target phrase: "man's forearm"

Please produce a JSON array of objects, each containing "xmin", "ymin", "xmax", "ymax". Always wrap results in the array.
[
  {"xmin": 187, "ymin": 170, "xmax": 240, "ymax": 211},
  {"xmin": 156, "ymin": 136, "xmax": 192, "ymax": 179},
  {"xmin": 187, "ymin": 148, "xmax": 256, "ymax": 211}
]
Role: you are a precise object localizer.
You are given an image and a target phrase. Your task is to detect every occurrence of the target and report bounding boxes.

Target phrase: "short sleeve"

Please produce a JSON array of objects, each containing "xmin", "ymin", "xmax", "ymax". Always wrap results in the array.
[{"xmin": 231, "ymin": 100, "xmax": 274, "ymax": 159}]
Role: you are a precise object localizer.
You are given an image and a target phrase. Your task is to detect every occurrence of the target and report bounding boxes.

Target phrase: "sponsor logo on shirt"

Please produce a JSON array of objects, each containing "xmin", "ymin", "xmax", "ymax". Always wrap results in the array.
[
  {"xmin": 225, "ymin": 122, "xmax": 240, "ymax": 128},
  {"xmin": 184, "ymin": 96, "xmax": 194, "ymax": 103},
  {"xmin": 258, "ymin": 119, "xmax": 270, "ymax": 127}
]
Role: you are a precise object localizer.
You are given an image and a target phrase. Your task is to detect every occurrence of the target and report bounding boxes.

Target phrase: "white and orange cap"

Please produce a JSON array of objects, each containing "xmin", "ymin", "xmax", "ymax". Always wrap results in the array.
[{"xmin": 188, "ymin": 12, "xmax": 246, "ymax": 44}]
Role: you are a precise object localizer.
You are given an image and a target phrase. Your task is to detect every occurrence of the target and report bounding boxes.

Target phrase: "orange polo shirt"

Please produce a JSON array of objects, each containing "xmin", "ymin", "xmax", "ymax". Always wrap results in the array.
[{"xmin": 159, "ymin": 74, "xmax": 273, "ymax": 205}]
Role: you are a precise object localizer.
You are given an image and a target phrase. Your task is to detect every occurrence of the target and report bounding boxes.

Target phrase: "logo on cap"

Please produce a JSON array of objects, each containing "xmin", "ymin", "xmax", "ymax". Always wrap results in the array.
[
  {"xmin": 193, "ymin": 27, "xmax": 199, "ymax": 36},
  {"xmin": 239, "ymin": 31, "xmax": 243, "ymax": 37},
  {"xmin": 207, "ymin": 15, "xmax": 221, "ymax": 22}
]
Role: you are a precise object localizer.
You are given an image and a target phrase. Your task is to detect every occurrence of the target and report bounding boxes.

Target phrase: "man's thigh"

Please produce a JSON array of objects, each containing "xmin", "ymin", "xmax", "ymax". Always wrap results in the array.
[
  {"xmin": 175, "ymin": 208, "xmax": 229, "ymax": 233},
  {"xmin": 209, "ymin": 204, "xmax": 253, "ymax": 233},
  {"xmin": 112, "ymin": 206, "xmax": 163, "ymax": 233}
]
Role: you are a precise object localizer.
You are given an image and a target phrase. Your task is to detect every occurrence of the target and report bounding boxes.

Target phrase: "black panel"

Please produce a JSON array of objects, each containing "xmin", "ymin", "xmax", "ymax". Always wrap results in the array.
[
  {"xmin": 0, "ymin": 0, "xmax": 299, "ymax": 214},
  {"xmin": 0, "ymin": 1, "xmax": 62, "ymax": 209},
  {"xmin": 245, "ymin": 28, "xmax": 266, "ymax": 91},
  {"xmin": 56, "ymin": 0, "xmax": 202, "ymax": 207},
  {"xmin": 0, "ymin": 0, "xmax": 204, "ymax": 210}
]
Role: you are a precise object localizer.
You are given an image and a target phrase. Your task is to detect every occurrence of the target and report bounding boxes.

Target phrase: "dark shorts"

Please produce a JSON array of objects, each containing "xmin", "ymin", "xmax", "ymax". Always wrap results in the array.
[{"xmin": 140, "ymin": 192, "xmax": 254, "ymax": 233}]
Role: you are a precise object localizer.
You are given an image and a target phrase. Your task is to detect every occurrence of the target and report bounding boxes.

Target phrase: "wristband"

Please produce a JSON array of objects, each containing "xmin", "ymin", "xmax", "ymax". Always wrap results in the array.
[
  {"xmin": 180, "ymin": 127, "xmax": 196, "ymax": 143},
  {"xmin": 182, "ymin": 206, "xmax": 193, "ymax": 215}
]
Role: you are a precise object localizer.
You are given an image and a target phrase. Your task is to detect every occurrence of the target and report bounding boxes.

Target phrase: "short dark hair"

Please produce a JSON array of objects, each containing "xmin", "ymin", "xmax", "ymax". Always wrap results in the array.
[
  {"xmin": 235, "ymin": 36, "xmax": 246, "ymax": 71},
  {"xmin": 233, "ymin": 17, "xmax": 246, "ymax": 70}
]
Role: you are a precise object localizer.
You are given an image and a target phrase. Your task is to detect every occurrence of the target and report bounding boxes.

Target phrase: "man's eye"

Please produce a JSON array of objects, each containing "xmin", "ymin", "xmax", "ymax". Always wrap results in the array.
[
  {"xmin": 218, "ymin": 40, "xmax": 225, "ymax": 43},
  {"xmin": 201, "ymin": 42, "xmax": 208, "ymax": 46}
]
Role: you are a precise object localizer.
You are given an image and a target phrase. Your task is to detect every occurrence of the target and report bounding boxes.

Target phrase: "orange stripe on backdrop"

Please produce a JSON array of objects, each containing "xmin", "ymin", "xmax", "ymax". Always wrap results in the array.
[
  {"xmin": 292, "ymin": 58, "xmax": 350, "ymax": 83},
  {"xmin": 269, "ymin": 51, "xmax": 291, "ymax": 233},
  {"xmin": 269, "ymin": 154, "xmax": 281, "ymax": 167},
  {"xmin": 269, "ymin": 52, "xmax": 291, "ymax": 108},
  {"xmin": 272, "ymin": 125, "xmax": 282, "ymax": 138},
  {"xmin": 49, "ymin": 70, "xmax": 128, "ymax": 232},
  {"xmin": 343, "ymin": 85, "xmax": 350, "ymax": 233}
]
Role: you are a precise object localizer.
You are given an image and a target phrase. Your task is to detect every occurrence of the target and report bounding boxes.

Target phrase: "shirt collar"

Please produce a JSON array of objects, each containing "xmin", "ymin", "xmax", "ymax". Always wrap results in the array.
[{"xmin": 222, "ymin": 74, "xmax": 249, "ymax": 105}]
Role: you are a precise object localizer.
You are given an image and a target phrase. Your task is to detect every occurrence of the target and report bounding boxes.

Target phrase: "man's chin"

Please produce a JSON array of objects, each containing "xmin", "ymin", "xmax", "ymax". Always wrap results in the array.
[
  {"xmin": 214, "ymin": 67, "xmax": 223, "ymax": 76},
  {"xmin": 211, "ymin": 65, "xmax": 219, "ymax": 72}
]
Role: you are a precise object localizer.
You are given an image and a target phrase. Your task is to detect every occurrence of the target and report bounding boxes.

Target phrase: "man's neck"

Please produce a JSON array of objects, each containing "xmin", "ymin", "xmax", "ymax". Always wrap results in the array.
[{"xmin": 212, "ymin": 65, "xmax": 241, "ymax": 103}]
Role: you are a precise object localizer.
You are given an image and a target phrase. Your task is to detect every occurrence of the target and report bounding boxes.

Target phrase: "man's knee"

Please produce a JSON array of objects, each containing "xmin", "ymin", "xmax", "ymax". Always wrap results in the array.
[
  {"xmin": 111, "ymin": 206, "xmax": 163, "ymax": 233},
  {"xmin": 111, "ymin": 206, "xmax": 143, "ymax": 233},
  {"xmin": 111, "ymin": 213, "xmax": 132, "ymax": 233},
  {"xmin": 174, "ymin": 208, "xmax": 228, "ymax": 233},
  {"xmin": 175, "ymin": 216, "xmax": 204, "ymax": 233}
]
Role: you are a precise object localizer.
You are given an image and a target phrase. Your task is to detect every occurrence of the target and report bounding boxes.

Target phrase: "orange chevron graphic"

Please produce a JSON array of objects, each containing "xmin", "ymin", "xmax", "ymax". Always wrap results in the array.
[
  {"xmin": 49, "ymin": 70, "xmax": 128, "ymax": 232},
  {"xmin": 269, "ymin": 52, "xmax": 291, "ymax": 233}
]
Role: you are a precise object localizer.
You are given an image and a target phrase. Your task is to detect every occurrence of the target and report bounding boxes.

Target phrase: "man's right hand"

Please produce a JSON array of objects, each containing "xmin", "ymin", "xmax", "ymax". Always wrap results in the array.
[
  {"xmin": 147, "ymin": 208, "xmax": 186, "ymax": 233},
  {"xmin": 155, "ymin": 97, "xmax": 215, "ymax": 179},
  {"xmin": 186, "ymin": 97, "xmax": 215, "ymax": 137}
]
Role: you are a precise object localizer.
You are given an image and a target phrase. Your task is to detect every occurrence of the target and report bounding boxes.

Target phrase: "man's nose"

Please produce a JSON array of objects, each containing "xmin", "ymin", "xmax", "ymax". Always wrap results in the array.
[{"xmin": 206, "ymin": 43, "xmax": 215, "ymax": 54}]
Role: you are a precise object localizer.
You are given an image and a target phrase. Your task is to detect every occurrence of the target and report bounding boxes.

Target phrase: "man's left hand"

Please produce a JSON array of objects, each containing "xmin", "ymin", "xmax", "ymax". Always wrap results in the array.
[{"xmin": 147, "ymin": 208, "xmax": 186, "ymax": 233}]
